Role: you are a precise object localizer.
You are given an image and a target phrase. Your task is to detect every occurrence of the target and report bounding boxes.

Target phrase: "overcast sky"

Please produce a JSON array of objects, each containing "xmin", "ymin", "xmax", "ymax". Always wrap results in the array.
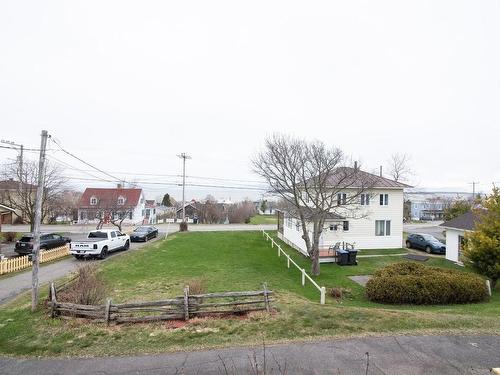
[{"xmin": 1, "ymin": 1, "xmax": 499, "ymax": 201}]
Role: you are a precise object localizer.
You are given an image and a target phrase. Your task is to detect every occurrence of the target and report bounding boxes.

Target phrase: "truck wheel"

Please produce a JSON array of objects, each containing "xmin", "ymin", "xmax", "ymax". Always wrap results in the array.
[
  {"xmin": 100, "ymin": 247, "xmax": 108, "ymax": 259},
  {"xmin": 405, "ymin": 241, "xmax": 411, "ymax": 249},
  {"xmin": 124, "ymin": 240, "xmax": 130, "ymax": 250},
  {"xmin": 74, "ymin": 255, "xmax": 83, "ymax": 260}
]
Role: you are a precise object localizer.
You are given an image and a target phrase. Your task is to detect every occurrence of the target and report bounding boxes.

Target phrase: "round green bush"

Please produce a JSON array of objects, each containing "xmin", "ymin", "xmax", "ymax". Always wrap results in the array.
[{"xmin": 365, "ymin": 262, "xmax": 489, "ymax": 305}]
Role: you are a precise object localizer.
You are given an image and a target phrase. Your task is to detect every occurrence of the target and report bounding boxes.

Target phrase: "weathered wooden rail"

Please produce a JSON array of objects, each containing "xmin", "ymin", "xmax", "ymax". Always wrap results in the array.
[
  {"xmin": 49, "ymin": 283, "xmax": 273, "ymax": 324},
  {"xmin": 0, "ymin": 244, "xmax": 69, "ymax": 275}
]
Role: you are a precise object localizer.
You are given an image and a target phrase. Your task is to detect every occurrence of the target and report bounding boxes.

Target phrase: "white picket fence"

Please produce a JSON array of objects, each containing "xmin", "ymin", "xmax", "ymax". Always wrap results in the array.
[
  {"xmin": 0, "ymin": 244, "xmax": 70, "ymax": 275},
  {"xmin": 262, "ymin": 230, "xmax": 326, "ymax": 304}
]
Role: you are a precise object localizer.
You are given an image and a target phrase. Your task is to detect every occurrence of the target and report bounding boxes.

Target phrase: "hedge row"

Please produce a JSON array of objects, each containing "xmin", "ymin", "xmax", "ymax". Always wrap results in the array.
[{"xmin": 366, "ymin": 262, "xmax": 489, "ymax": 305}]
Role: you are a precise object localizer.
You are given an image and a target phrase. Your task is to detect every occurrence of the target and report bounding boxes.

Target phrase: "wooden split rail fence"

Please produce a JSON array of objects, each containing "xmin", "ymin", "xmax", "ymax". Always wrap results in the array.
[
  {"xmin": 262, "ymin": 230, "xmax": 326, "ymax": 304},
  {"xmin": 0, "ymin": 244, "xmax": 70, "ymax": 275},
  {"xmin": 49, "ymin": 282, "xmax": 273, "ymax": 324}
]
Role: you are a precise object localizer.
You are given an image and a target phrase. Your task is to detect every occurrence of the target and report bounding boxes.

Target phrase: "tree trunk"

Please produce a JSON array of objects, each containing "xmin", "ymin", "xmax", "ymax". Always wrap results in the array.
[
  {"xmin": 491, "ymin": 278, "xmax": 497, "ymax": 290},
  {"xmin": 311, "ymin": 243, "xmax": 320, "ymax": 275},
  {"xmin": 310, "ymin": 221, "xmax": 322, "ymax": 276}
]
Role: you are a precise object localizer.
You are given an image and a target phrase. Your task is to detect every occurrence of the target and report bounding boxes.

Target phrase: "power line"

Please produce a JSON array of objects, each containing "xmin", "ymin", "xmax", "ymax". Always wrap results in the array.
[
  {"xmin": 50, "ymin": 138, "xmax": 124, "ymax": 183},
  {"xmin": 60, "ymin": 175, "xmax": 267, "ymax": 191}
]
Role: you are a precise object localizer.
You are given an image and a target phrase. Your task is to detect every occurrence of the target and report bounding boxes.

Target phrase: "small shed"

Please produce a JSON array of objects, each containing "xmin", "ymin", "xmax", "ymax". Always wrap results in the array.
[{"xmin": 439, "ymin": 211, "xmax": 479, "ymax": 263}]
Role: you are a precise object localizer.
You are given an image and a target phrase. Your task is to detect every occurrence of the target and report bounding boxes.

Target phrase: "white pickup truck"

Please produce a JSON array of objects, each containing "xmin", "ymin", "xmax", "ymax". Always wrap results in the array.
[{"xmin": 70, "ymin": 229, "xmax": 130, "ymax": 259}]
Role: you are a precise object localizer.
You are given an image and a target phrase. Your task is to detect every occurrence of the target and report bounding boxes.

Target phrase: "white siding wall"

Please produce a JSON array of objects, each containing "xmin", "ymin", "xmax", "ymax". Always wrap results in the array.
[
  {"xmin": 132, "ymin": 195, "xmax": 146, "ymax": 225},
  {"xmin": 281, "ymin": 188, "xmax": 405, "ymax": 252},
  {"xmin": 282, "ymin": 217, "xmax": 310, "ymax": 256},
  {"xmin": 445, "ymin": 228, "xmax": 465, "ymax": 262}
]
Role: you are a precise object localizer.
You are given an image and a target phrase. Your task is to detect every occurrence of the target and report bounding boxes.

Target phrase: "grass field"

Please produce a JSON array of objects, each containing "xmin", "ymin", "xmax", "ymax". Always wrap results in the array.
[
  {"xmin": 0, "ymin": 230, "xmax": 498, "ymax": 357},
  {"xmin": 249, "ymin": 214, "xmax": 278, "ymax": 225}
]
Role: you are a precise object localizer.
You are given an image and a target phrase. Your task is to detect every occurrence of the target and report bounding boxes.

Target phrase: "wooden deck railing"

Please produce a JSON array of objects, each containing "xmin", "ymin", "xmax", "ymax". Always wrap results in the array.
[{"xmin": 0, "ymin": 244, "xmax": 70, "ymax": 275}]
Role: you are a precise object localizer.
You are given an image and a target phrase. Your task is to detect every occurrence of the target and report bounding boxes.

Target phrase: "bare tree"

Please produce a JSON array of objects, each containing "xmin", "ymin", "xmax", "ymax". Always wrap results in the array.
[
  {"xmin": 90, "ymin": 192, "xmax": 135, "ymax": 232},
  {"xmin": 1, "ymin": 160, "xmax": 66, "ymax": 231},
  {"xmin": 387, "ymin": 153, "xmax": 413, "ymax": 182},
  {"xmin": 196, "ymin": 195, "xmax": 224, "ymax": 224},
  {"xmin": 46, "ymin": 189, "xmax": 81, "ymax": 223},
  {"xmin": 253, "ymin": 134, "xmax": 372, "ymax": 275},
  {"xmin": 227, "ymin": 200, "xmax": 256, "ymax": 224}
]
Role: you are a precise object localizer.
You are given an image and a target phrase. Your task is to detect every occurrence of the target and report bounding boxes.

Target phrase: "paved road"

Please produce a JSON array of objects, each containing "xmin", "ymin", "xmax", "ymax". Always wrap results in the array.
[
  {"xmin": 0, "ymin": 223, "xmax": 276, "ymax": 234},
  {"xmin": 403, "ymin": 221, "xmax": 446, "ymax": 241},
  {"xmin": 0, "ymin": 335, "xmax": 498, "ymax": 374}
]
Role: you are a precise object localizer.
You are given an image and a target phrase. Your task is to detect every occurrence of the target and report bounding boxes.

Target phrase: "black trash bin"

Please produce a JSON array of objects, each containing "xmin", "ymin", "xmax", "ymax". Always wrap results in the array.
[
  {"xmin": 346, "ymin": 249, "xmax": 358, "ymax": 265},
  {"xmin": 336, "ymin": 249, "xmax": 348, "ymax": 266}
]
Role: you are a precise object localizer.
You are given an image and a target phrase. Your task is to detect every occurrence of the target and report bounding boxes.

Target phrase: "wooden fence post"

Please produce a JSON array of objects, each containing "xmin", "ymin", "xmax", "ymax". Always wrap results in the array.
[
  {"xmin": 320, "ymin": 287, "xmax": 326, "ymax": 305},
  {"xmin": 301, "ymin": 269, "xmax": 306, "ymax": 286},
  {"xmin": 486, "ymin": 280, "xmax": 492, "ymax": 296},
  {"xmin": 105, "ymin": 298, "xmax": 112, "ymax": 325},
  {"xmin": 263, "ymin": 283, "xmax": 270, "ymax": 312},
  {"xmin": 277, "ymin": 246, "xmax": 281, "ymax": 257},
  {"xmin": 287, "ymin": 255, "xmax": 290, "ymax": 268},
  {"xmin": 183, "ymin": 286, "xmax": 190, "ymax": 321},
  {"xmin": 50, "ymin": 282, "xmax": 57, "ymax": 318}
]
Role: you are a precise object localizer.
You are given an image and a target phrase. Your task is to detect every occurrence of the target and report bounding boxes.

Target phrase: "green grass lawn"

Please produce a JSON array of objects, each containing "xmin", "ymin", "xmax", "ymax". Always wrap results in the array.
[
  {"xmin": 249, "ymin": 214, "xmax": 278, "ymax": 225},
  {"xmin": 0, "ymin": 230, "xmax": 498, "ymax": 357}
]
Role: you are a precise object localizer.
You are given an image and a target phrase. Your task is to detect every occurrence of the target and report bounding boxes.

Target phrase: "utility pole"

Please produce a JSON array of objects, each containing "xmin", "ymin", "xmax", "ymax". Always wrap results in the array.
[
  {"xmin": 470, "ymin": 181, "xmax": 479, "ymax": 201},
  {"xmin": 177, "ymin": 153, "xmax": 191, "ymax": 222},
  {"xmin": 31, "ymin": 130, "xmax": 49, "ymax": 312}
]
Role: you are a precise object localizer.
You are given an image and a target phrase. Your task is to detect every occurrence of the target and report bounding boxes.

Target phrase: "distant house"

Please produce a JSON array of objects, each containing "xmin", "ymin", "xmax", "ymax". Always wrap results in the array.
[
  {"xmin": 254, "ymin": 200, "xmax": 276, "ymax": 215},
  {"xmin": 405, "ymin": 192, "xmax": 473, "ymax": 221},
  {"xmin": 439, "ymin": 211, "xmax": 478, "ymax": 263},
  {"xmin": 144, "ymin": 200, "xmax": 158, "ymax": 225},
  {"xmin": 77, "ymin": 187, "xmax": 146, "ymax": 226},
  {"xmin": 0, "ymin": 179, "xmax": 38, "ymax": 224},
  {"xmin": 176, "ymin": 201, "xmax": 199, "ymax": 223}
]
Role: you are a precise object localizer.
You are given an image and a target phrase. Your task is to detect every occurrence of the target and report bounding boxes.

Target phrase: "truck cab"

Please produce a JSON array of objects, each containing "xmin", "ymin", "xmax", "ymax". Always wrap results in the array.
[{"xmin": 70, "ymin": 229, "xmax": 130, "ymax": 259}]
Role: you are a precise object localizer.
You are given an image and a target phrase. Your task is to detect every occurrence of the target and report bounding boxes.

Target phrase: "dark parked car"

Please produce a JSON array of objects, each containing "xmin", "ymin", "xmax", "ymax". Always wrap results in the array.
[
  {"xmin": 130, "ymin": 226, "xmax": 159, "ymax": 242},
  {"xmin": 15, "ymin": 233, "xmax": 71, "ymax": 255},
  {"xmin": 405, "ymin": 233, "xmax": 446, "ymax": 254}
]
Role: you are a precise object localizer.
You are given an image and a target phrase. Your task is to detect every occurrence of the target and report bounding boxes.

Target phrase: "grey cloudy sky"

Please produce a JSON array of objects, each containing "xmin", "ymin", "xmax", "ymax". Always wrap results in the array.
[{"xmin": 1, "ymin": 1, "xmax": 499, "ymax": 201}]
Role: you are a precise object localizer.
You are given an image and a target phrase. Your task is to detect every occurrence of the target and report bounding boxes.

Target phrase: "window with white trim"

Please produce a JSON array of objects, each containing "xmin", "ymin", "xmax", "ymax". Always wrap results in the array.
[
  {"xmin": 286, "ymin": 217, "xmax": 292, "ymax": 228},
  {"xmin": 337, "ymin": 193, "xmax": 347, "ymax": 205},
  {"xmin": 375, "ymin": 220, "xmax": 391, "ymax": 236},
  {"xmin": 343, "ymin": 221, "xmax": 349, "ymax": 231},
  {"xmin": 360, "ymin": 194, "xmax": 370, "ymax": 206},
  {"xmin": 117, "ymin": 196, "xmax": 125, "ymax": 205},
  {"xmin": 379, "ymin": 194, "xmax": 389, "ymax": 206},
  {"xmin": 90, "ymin": 196, "xmax": 97, "ymax": 205}
]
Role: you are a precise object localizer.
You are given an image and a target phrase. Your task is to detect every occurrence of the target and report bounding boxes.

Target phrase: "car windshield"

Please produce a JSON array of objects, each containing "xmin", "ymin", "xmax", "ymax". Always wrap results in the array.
[
  {"xmin": 421, "ymin": 234, "xmax": 439, "ymax": 242},
  {"xmin": 88, "ymin": 231, "xmax": 108, "ymax": 239},
  {"xmin": 20, "ymin": 236, "xmax": 33, "ymax": 242},
  {"xmin": 134, "ymin": 227, "xmax": 149, "ymax": 232}
]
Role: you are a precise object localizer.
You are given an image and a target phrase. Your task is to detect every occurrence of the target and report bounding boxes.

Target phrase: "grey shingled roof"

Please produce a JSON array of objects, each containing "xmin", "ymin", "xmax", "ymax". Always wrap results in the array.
[
  {"xmin": 440, "ymin": 211, "xmax": 479, "ymax": 231},
  {"xmin": 323, "ymin": 167, "xmax": 411, "ymax": 189}
]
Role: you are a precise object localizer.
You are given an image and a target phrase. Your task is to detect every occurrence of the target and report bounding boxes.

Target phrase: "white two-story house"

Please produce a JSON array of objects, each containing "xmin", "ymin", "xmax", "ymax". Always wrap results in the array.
[
  {"xmin": 78, "ymin": 187, "xmax": 146, "ymax": 226},
  {"xmin": 277, "ymin": 168, "xmax": 410, "ymax": 261}
]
